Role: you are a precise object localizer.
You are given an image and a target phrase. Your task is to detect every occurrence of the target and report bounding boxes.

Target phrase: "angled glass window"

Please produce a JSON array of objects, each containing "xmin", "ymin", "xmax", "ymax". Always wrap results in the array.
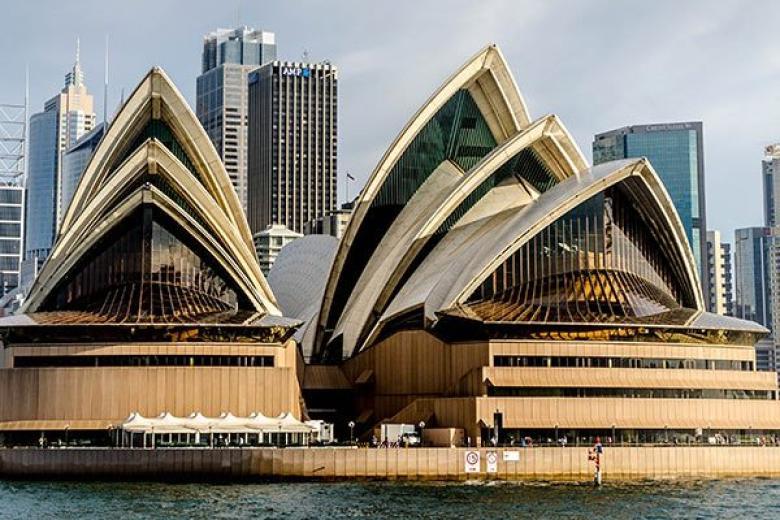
[
  {"xmin": 325, "ymin": 89, "xmax": 498, "ymax": 337},
  {"xmin": 41, "ymin": 206, "xmax": 245, "ymax": 322},
  {"xmin": 114, "ymin": 119, "xmax": 202, "ymax": 185},
  {"xmin": 466, "ymin": 185, "xmax": 693, "ymax": 323}
]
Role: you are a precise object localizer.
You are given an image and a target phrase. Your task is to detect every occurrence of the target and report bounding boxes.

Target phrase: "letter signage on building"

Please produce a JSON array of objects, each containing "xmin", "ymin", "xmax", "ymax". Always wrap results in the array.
[
  {"xmin": 464, "ymin": 450, "xmax": 480, "ymax": 473},
  {"xmin": 281, "ymin": 66, "xmax": 311, "ymax": 78}
]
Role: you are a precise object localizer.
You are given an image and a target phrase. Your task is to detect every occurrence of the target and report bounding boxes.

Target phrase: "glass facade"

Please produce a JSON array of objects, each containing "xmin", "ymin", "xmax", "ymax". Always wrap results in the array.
[
  {"xmin": 733, "ymin": 227, "xmax": 772, "ymax": 328},
  {"xmin": 0, "ymin": 185, "xmax": 23, "ymax": 292},
  {"xmin": 60, "ymin": 123, "xmax": 104, "ymax": 223},
  {"xmin": 494, "ymin": 355, "xmax": 754, "ymax": 371},
  {"xmin": 201, "ymin": 27, "xmax": 276, "ymax": 73},
  {"xmin": 467, "ymin": 185, "xmax": 692, "ymax": 323},
  {"xmin": 487, "ymin": 387, "xmax": 775, "ymax": 400},
  {"xmin": 14, "ymin": 355, "xmax": 274, "ymax": 368},
  {"xmin": 25, "ymin": 110, "xmax": 58, "ymax": 258},
  {"xmin": 762, "ymin": 150, "xmax": 780, "ymax": 227},
  {"xmin": 593, "ymin": 123, "xmax": 707, "ymax": 304},
  {"xmin": 42, "ymin": 206, "xmax": 243, "ymax": 322},
  {"xmin": 198, "ymin": 27, "xmax": 277, "ymax": 211},
  {"xmin": 25, "ymin": 65, "xmax": 95, "ymax": 263},
  {"xmin": 248, "ymin": 61, "xmax": 338, "ymax": 235}
]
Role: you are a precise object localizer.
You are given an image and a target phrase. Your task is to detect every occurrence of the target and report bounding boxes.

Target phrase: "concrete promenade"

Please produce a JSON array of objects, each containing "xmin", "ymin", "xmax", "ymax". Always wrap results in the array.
[{"xmin": 3, "ymin": 446, "xmax": 780, "ymax": 481}]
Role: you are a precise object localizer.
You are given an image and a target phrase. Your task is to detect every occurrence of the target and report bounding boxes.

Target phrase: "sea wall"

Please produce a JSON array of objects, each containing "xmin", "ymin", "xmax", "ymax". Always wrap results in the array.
[{"xmin": 3, "ymin": 446, "xmax": 780, "ymax": 482}]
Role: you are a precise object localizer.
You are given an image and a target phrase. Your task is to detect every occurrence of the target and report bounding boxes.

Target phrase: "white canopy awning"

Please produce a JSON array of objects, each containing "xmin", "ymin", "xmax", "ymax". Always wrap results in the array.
[{"xmin": 120, "ymin": 411, "xmax": 317, "ymax": 435}]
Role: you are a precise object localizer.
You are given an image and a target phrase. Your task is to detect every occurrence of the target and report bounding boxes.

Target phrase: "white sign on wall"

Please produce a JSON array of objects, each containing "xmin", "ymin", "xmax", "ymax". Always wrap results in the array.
[
  {"xmin": 503, "ymin": 451, "xmax": 520, "ymax": 462},
  {"xmin": 464, "ymin": 450, "xmax": 480, "ymax": 473},
  {"xmin": 486, "ymin": 451, "xmax": 498, "ymax": 473}
]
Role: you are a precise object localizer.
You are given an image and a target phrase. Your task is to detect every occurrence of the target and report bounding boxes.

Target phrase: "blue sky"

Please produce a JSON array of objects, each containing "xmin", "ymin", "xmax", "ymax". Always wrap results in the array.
[{"xmin": 2, "ymin": 0, "xmax": 779, "ymax": 241}]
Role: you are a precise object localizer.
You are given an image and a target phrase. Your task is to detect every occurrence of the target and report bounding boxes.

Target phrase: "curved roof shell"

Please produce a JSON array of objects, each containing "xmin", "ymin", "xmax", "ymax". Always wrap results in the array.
[
  {"xmin": 315, "ymin": 45, "xmax": 536, "ymax": 356},
  {"xmin": 267, "ymin": 235, "xmax": 339, "ymax": 358},
  {"xmin": 283, "ymin": 44, "xmax": 750, "ymax": 359},
  {"xmin": 332, "ymin": 114, "xmax": 588, "ymax": 355},
  {"xmin": 378, "ymin": 158, "xmax": 703, "ymax": 326},
  {"xmin": 23, "ymin": 68, "xmax": 279, "ymax": 319}
]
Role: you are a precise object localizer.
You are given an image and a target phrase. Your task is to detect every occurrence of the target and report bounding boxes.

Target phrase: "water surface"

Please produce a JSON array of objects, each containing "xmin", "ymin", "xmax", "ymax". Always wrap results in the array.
[{"xmin": 1, "ymin": 479, "xmax": 778, "ymax": 519}]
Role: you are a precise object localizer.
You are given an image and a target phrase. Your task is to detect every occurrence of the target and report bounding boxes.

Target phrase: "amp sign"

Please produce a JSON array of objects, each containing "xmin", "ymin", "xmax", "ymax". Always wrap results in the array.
[{"xmin": 281, "ymin": 66, "xmax": 311, "ymax": 78}]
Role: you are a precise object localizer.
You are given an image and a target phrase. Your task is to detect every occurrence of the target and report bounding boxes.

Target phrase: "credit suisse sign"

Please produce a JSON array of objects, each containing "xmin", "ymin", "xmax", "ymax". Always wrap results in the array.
[{"xmin": 281, "ymin": 67, "xmax": 311, "ymax": 78}]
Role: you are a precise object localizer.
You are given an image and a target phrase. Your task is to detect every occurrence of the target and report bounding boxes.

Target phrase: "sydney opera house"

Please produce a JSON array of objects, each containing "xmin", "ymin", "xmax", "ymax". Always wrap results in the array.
[{"xmin": 1, "ymin": 45, "xmax": 780, "ymax": 447}]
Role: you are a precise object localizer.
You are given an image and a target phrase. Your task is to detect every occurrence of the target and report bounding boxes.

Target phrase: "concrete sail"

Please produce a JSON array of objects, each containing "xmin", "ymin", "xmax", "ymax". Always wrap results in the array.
[{"xmin": 24, "ymin": 68, "xmax": 279, "ymax": 318}]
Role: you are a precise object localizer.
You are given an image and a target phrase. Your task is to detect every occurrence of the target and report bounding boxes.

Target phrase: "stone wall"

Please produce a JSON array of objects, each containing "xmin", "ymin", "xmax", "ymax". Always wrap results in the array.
[{"xmin": 3, "ymin": 446, "xmax": 780, "ymax": 481}]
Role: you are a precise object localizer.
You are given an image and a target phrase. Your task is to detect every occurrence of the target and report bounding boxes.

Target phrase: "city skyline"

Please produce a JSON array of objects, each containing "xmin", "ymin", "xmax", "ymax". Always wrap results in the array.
[
  {"xmin": 5, "ymin": 2, "xmax": 780, "ymax": 496},
  {"xmin": 2, "ymin": 1, "xmax": 779, "ymax": 243}
]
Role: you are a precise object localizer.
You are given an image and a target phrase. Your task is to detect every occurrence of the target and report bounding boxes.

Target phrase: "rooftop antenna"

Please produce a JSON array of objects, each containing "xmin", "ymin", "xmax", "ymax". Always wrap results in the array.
[
  {"xmin": 103, "ymin": 34, "xmax": 109, "ymax": 125},
  {"xmin": 236, "ymin": 0, "xmax": 242, "ymax": 27}
]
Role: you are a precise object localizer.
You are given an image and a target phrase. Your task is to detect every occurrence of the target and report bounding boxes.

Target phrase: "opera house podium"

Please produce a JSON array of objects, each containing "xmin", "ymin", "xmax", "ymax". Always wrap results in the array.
[{"xmin": 0, "ymin": 69, "xmax": 302, "ymax": 445}]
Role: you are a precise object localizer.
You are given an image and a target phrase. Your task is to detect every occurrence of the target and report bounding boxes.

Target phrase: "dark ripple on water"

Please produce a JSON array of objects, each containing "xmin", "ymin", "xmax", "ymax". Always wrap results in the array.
[{"xmin": 1, "ymin": 479, "xmax": 779, "ymax": 519}]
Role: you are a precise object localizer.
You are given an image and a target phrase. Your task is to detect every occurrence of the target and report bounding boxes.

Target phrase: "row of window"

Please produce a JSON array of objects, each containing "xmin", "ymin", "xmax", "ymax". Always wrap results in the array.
[
  {"xmin": 14, "ymin": 355, "xmax": 275, "ymax": 368},
  {"xmin": 493, "ymin": 355, "xmax": 754, "ymax": 371},
  {"xmin": 0, "ymin": 223, "xmax": 20, "ymax": 238},
  {"xmin": 0, "ymin": 206, "xmax": 22, "ymax": 221},
  {"xmin": 487, "ymin": 387, "xmax": 775, "ymax": 400},
  {"xmin": 0, "ymin": 190, "xmax": 23, "ymax": 204}
]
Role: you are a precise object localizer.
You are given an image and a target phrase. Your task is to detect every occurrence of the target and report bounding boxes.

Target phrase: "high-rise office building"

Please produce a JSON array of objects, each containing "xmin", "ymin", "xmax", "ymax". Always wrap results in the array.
[
  {"xmin": 763, "ymin": 144, "xmax": 780, "ymax": 227},
  {"xmin": 761, "ymin": 144, "xmax": 780, "ymax": 372},
  {"xmin": 722, "ymin": 240, "xmax": 734, "ymax": 316},
  {"xmin": 706, "ymin": 230, "xmax": 733, "ymax": 316},
  {"xmin": 0, "ymin": 101, "xmax": 26, "ymax": 301},
  {"xmin": 734, "ymin": 227, "xmax": 772, "ymax": 328},
  {"xmin": 0, "ymin": 185, "xmax": 24, "ymax": 297},
  {"xmin": 196, "ymin": 27, "xmax": 276, "ymax": 211},
  {"xmin": 755, "ymin": 338, "xmax": 777, "ymax": 374},
  {"xmin": 25, "ymin": 41, "xmax": 95, "ymax": 264},
  {"xmin": 248, "ymin": 61, "xmax": 338, "ymax": 235},
  {"xmin": 60, "ymin": 122, "xmax": 104, "ymax": 223},
  {"xmin": 593, "ymin": 122, "xmax": 708, "ymax": 303}
]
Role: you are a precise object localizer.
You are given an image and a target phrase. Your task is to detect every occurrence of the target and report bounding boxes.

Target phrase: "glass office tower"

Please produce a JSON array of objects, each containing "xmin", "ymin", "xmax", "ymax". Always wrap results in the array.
[
  {"xmin": 25, "ymin": 43, "xmax": 95, "ymax": 265},
  {"xmin": 196, "ymin": 27, "xmax": 276, "ymax": 212},
  {"xmin": 733, "ymin": 227, "xmax": 772, "ymax": 328},
  {"xmin": 60, "ymin": 123, "xmax": 105, "ymax": 220},
  {"xmin": 593, "ymin": 122, "xmax": 708, "ymax": 305},
  {"xmin": 247, "ymin": 61, "xmax": 338, "ymax": 235},
  {"xmin": 26, "ymin": 110, "xmax": 58, "ymax": 260}
]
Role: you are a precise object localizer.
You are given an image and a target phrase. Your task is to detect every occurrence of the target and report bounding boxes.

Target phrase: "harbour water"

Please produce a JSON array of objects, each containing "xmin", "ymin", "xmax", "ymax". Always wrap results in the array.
[{"xmin": 1, "ymin": 479, "xmax": 779, "ymax": 519}]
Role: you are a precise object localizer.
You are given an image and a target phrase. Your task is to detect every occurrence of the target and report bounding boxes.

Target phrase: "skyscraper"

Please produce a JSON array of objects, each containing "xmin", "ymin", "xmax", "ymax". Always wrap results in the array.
[
  {"xmin": 59, "ymin": 122, "xmax": 104, "ymax": 219},
  {"xmin": 722, "ymin": 240, "xmax": 734, "ymax": 316},
  {"xmin": 247, "ymin": 61, "xmax": 338, "ymax": 235},
  {"xmin": 706, "ymin": 230, "xmax": 733, "ymax": 316},
  {"xmin": 762, "ymin": 144, "xmax": 780, "ymax": 227},
  {"xmin": 25, "ymin": 40, "xmax": 95, "ymax": 264},
  {"xmin": 593, "ymin": 122, "xmax": 708, "ymax": 303},
  {"xmin": 196, "ymin": 27, "xmax": 276, "ymax": 211},
  {"xmin": 762, "ymin": 144, "xmax": 780, "ymax": 359},
  {"xmin": 733, "ymin": 227, "xmax": 772, "ymax": 328},
  {"xmin": 0, "ymin": 101, "xmax": 26, "ymax": 301}
]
